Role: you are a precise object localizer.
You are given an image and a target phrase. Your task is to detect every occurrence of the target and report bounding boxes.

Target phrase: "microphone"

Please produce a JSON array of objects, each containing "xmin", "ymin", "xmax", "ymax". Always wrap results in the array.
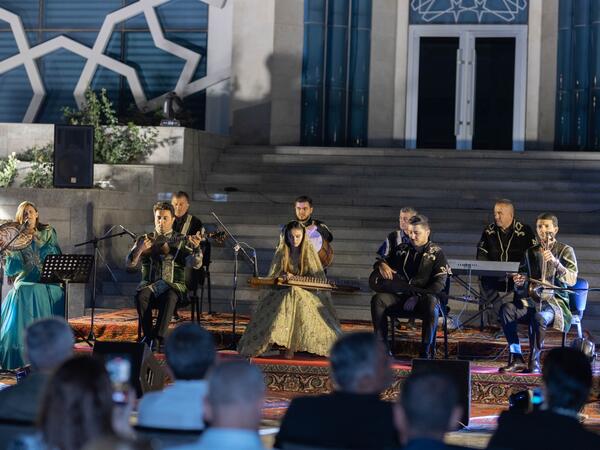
[
  {"xmin": 119, "ymin": 225, "xmax": 137, "ymax": 240},
  {"xmin": 252, "ymin": 248, "xmax": 259, "ymax": 277}
]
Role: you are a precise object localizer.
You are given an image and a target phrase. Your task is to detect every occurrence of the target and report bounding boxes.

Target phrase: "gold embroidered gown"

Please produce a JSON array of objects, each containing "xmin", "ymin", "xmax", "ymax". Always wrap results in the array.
[{"xmin": 237, "ymin": 238, "xmax": 341, "ymax": 357}]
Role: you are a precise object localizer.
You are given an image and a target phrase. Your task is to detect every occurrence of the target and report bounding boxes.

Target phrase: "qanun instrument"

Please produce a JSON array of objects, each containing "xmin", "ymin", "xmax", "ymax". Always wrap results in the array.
[{"xmin": 248, "ymin": 275, "xmax": 359, "ymax": 293}]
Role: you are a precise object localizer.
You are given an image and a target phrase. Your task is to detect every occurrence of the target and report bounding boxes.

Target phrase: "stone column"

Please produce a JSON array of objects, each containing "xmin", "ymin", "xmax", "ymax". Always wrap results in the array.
[
  {"xmin": 368, "ymin": 0, "xmax": 398, "ymax": 147},
  {"xmin": 392, "ymin": 0, "xmax": 410, "ymax": 147},
  {"xmin": 230, "ymin": 0, "xmax": 276, "ymax": 144}
]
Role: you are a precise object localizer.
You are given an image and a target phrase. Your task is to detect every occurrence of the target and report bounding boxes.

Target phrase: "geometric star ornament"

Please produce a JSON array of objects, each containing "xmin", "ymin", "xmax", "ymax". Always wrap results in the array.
[
  {"xmin": 410, "ymin": 0, "xmax": 528, "ymax": 24},
  {"xmin": 0, "ymin": 0, "xmax": 230, "ymax": 123}
]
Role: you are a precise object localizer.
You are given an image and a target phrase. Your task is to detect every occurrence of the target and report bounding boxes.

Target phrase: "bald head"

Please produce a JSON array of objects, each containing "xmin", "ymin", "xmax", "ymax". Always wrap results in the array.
[{"xmin": 493, "ymin": 200, "xmax": 514, "ymax": 230}]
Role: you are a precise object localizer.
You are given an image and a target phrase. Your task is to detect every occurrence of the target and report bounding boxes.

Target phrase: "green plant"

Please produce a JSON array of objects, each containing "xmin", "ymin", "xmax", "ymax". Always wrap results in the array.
[
  {"xmin": 0, "ymin": 153, "xmax": 18, "ymax": 188},
  {"xmin": 62, "ymin": 88, "xmax": 158, "ymax": 164},
  {"xmin": 20, "ymin": 144, "xmax": 53, "ymax": 188}
]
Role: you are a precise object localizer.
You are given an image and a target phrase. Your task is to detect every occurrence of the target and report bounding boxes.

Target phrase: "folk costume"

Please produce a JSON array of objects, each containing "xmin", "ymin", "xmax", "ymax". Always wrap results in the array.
[
  {"xmin": 500, "ymin": 240, "xmax": 577, "ymax": 373},
  {"xmin": 476, "ymin": 219, "xmax": 536, "ymax": 325},
  {"xmin": 237, "ymin": 234, "xmax": 341, "ymax": 357},
  {"xmin": 0, "ymin": 226, "xmax": 64, "ymax": 369},
  {"xmin": 377, "ymin": 229, "xmax": 410, "ymax": 259},
  {"xmin": 127, "ymin": 230, "xmax": 202, "ymax": 343},
  {"xmin": 370, "ymin": 241, "xmax": 450, "ymax": 358}
]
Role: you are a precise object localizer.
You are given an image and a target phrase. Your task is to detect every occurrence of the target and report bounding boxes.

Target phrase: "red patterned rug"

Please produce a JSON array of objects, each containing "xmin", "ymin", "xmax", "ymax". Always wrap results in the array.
[{"xmin": 70, "ymin": 308, "xmax": 572, "ymax": 360}]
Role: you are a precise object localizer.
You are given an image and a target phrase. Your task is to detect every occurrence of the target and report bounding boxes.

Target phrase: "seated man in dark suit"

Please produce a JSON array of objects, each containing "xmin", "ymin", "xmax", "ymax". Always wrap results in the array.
[
  {"xmin": 487, "ymin": 347, "xmax": 600, "ymax": 450},
  {"xmin": 0, "ymin": 318, "xmax": 73, "ymax": 423},
  {"xmin": 394, "ymin": 371, "xmax": 467, "ymax": 450},
  {"xmin": 274, "ymin": 332, "xmax": 399, "ymax": 449}
]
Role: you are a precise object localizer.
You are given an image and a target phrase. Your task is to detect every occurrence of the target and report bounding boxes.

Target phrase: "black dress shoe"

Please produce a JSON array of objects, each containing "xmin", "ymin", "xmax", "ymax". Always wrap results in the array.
[
  {"xmin": 527, "ymin": 350, "xmax": 542, "ymax": 374},
  {"xmin": 499, "ymin": 353, "xmax": 527, "ymax": 373}
]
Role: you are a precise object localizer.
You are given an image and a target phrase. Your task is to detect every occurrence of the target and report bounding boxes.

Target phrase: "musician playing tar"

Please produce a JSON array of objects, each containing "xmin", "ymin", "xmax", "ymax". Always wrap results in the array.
[
  {"xmin": 377, "ymin": 206, "xmax": 417, "ymax": 259},
  {"xmin": 126, "ymin": 202, "xmax": 202, "ymax": 350},
  {"xmin": 238, "ymin": 220, "xmax": 341, "ymax": 359},
  {"xmin": 370, "ymin": 215, "xmax": 451, "ymax": 359},
  {"xmin": 477, "ymin": 199, "xmax": 536, "ymax": 326},
  {"xmin": 499, "ymin": 213, "xmax": 577, "ymax": 374}
]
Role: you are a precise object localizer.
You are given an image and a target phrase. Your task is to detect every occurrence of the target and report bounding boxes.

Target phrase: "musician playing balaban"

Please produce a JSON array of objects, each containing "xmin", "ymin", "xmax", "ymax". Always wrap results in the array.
[
  {"xmin": 238, "ymin": 221, "xmax": 341, "ymax": 359},
  {"xmin": 477, "ymin": 199, "xmax": 536, "ymax": 326},
  {"xmin": 126, "ymin": 202, "xmax": 202, "ymax": 350},
  {"xmin": 370, "ymin": 215, "xmax": 451, "ymax": 359},
  {"xmin": 499, "ymin": 213, "xmax": 578, "ymax": 374},
  {"xmin": 293, "ymin": 195, "xmax": 333, "ymax": 268}
]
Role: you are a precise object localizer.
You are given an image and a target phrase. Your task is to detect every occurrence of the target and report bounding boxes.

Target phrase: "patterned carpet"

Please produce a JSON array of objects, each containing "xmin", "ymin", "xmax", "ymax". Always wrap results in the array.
[{"xmin": 70, "ymin": 308, "xmax": 571, "ymax": 360}]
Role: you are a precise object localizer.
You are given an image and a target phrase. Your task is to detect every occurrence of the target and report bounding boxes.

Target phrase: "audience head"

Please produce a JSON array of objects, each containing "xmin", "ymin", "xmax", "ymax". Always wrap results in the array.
[
  {"xmin": 204, "ymin": 361, "xmax": 265, "ymax": 430},
  {"xmin": 542, "ymin": 347, "xmax": 592, "ymax": 412},
  {"xmin": 153, "ymin": 201, "xmax": 175, "ymax": 234},
  {"xmin": 330, "ymin": 332, "xmax": 392, "ymax": 394},
  {"xmin": 294, "ymin": 195, "xmax": 314, "ymax": 222},
  {"xmin": 25, "ymin": 317, "xmax": 74, "ymax": 371},
  {"xmin": 165, "ymin": 323, "xmax": 216, "ymax": 380},
  {"xmin": 83, "ymin": 436, "xmax": 154, "ymax": 450},
  {"xmin": 493, "ymin": 199, "xmax": 515, "ymax": 230},
  {"xmin": 171, "ymin": 191, "xmax": 190, "ymax": 218},
  {"xmin": 394, "ymin": 372, "xmax": 461, "ymax": 443},
  {"xmin": 39, "ymin": 355, "xmax": 114, "ymax": 450},
  {"xmin": 399, "ymin": 207, "xmax": 418, "ymax": 233},
  {"xmin": 536, "ymin": 212, "xmax": 559, "ymax": 241},
  {"xmin": 407, "ymin": 215, "xmax": 431, "ymax": 247}
]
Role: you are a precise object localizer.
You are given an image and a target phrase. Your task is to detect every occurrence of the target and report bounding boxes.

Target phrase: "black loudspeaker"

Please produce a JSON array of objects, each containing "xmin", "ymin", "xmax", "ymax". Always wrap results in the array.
[
  {"xmin": 53, "ymin": 125, "xmax": 94, "ymax": 188},
  {"xmin": 93, "ymin": 341, "xmax": 166, "ymax": 397},
  {"xmin": 411, "ymin": 359, "xmax": 471, "ymax": 427}
]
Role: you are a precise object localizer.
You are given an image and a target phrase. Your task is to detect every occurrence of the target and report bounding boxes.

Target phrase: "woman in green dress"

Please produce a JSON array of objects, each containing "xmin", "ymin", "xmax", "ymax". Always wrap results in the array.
[
  {"xmin": 0, "ymin": 201, "xmax": 64, "ymax": 369},
  {"xmin": 238, "ymin": 221, "xmax": 341, "ymax": 358}
]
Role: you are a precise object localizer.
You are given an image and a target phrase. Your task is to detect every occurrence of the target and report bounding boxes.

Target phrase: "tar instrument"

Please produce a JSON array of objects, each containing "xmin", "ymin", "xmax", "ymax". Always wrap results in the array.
[
  {"xmin": 140, "ymin": 230, "xmax": 226, "ymax": 250},
  {"xmin": 306, "ymin": 226, "xmax": 334, "ymax": 268},
  {"xmin": 248, "ymin": 275, "xmax": 359, "ymax": 293},
  {"xmin": 0, "ymin": 221, "xmax": 32, "ymax": 252}
]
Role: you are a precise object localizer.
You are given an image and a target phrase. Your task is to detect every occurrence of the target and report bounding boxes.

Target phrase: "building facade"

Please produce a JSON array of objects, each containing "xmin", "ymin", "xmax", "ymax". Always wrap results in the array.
[{"xmin": 0, "ymin": 1, "xmax": 598, "ymax": 151}]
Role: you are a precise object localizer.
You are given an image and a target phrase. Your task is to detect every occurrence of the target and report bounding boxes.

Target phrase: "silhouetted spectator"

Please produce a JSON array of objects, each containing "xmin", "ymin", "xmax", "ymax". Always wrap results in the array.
[
  {"xmin": 394, "ymin": 371, "xmax": 467, "ymax": 450},
  {"xmin": 138, "ymin": 323, "xmax": 216, "ymax": 430},
  {"xmin": 487, "ymin": 347, "xmax": 600, "ymax": 450},
  {"xmin": 171, "ymin": 360, "xmax": 266, "ymax": 450},
  {"xmin": 9, "ymin": 355, "xmax": 120, "ymax": 450},
  {"xmin": 0, "ymin": 318, "xmax": 74, "ymax": 423},
  {"xmin": 274, "ymin": 332, "xmax": 399, "ymax": 449}
]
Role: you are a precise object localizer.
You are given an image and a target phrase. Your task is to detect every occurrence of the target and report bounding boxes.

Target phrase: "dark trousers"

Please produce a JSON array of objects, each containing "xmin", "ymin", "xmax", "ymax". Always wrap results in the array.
[
  {"xmin": 480, "ymin": 276, "xmax": 514, "ymax": 327},
  {"xmin": 136, "ymin": 287, "xmax": 179, "ymax": 339},
  {"xmin": 371, "ymin": 292, "xmax": 440, "ymax": 357},
  {"xmin": 500, "ymin": 301, "xmax": 555, "ymax": 351}
]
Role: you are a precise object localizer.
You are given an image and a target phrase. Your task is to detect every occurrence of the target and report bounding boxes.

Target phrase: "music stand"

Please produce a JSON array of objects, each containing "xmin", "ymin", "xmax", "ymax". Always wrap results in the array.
[{"xmin": 40, "ymin": 254, "xmax": 94, "ymax": 346}]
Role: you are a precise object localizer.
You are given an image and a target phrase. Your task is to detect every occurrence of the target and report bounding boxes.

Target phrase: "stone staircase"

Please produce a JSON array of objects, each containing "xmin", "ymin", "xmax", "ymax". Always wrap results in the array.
[{"xmin": 95, "ymin": 146, "xmax": 600, "ymax": 334}]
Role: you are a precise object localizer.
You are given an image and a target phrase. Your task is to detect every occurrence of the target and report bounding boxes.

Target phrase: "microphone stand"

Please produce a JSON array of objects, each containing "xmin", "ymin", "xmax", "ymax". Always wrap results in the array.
[
  {"xmin": 211, "ymin": 212, "xmax": 258, "ymax": 349},
  {"xmin": 74, "ymin": 229, "xmax": 132, "ymax": 342}
]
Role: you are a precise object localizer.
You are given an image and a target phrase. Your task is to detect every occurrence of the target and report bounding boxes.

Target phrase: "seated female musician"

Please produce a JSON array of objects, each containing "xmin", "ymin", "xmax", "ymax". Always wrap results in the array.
[
  {"xmin": 238, "ymin": 221, "xmax": 341, "ymax": 358},
  {"xmin": 0, "ymin": 201, "xmax": 64, "ymax": 369}
]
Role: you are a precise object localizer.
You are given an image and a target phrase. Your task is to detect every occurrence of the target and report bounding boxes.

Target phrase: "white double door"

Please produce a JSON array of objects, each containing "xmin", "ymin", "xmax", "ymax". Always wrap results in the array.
[{"xmin": 405, "ymin": 25, "xmax": 527, "ymax": 151}]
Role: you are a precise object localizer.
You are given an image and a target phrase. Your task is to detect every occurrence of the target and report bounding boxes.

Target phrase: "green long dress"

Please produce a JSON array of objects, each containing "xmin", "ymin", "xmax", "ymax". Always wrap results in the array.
[{"xmin": 0, "ymin": 226, "xmax": 64, "ymax": 369}]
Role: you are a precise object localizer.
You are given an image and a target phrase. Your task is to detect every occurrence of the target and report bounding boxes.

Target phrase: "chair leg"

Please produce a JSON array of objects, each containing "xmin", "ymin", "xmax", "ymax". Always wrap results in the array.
[
  {"xmin": 390, "ymin": 317, "xmax": 396, "ymax": 353},
  {"xmin": 562, "ymin": 332, "xmax": 567, "ymax": 347},
  {"xmin": 443, "ymin": 309, "xmax": 448, "ymax": 359},
  {"xmin": 577, "ymin": 321, "xmax": 583, "ymax": 339},
  {"xmin": 206, "ymin": 269, "xmax": 213, "ymax": 314},
  {"xmin": 199, "ymin": 281, "xmax": 205, "ymax": 319}
]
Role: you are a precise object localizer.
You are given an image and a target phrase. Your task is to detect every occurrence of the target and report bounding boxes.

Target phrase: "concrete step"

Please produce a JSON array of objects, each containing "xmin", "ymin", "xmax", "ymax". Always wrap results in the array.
[
  {"xmin": 194, "ymin": 191, "xmax": 600, "ymax": 212},
  {"xmin": 205, "ymin": 173, "xmax": 600, "ymax": 193},
  {"xmin": 212, "ymin": 162, "xmax": 600, "ymax": 183},
  {"xmin": 223, "ymin": 146, "xmax": 600, "ymax": 161},
  {"xmin": 200, "ymin": 182, "xmax": 600, "ymax": 205}
]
